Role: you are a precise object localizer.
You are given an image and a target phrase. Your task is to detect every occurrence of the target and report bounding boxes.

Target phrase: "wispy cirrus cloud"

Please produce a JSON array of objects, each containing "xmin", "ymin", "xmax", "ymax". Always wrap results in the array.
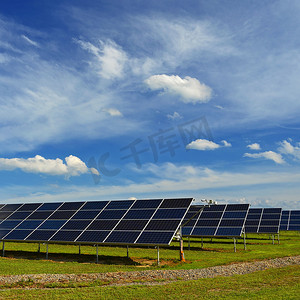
[{"xmin": 243, "ymin": 151, "xmax": 285, "ymax": 164}]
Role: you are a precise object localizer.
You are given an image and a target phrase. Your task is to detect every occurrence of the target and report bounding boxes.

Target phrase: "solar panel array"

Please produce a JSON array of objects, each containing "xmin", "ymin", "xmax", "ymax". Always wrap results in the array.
[
  {"xmin": 182, "ymin": 204, "xmax": 250, "ymax": 237},
  {"xmin": 0, "ymin": 198, "xmax": 193, "ymax": 246},
  {"xmin": 245, "ymin": 208, "xmax": 282, "ymax": 234},
  {"xmin": 280, "ymin": 210, "xmax": 300, "ymax": 231}
]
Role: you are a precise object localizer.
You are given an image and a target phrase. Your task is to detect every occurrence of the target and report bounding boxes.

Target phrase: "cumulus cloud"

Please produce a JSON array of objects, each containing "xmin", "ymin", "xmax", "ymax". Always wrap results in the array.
[
  {"xmin": 0, "ymin": 155, "xmax": 91, "ymax": 177},
  {"xmin": 243, "ymin": 151, "xmax": 285, "ymax": 164},
  {"xmin": 247, "ymin": 143, "xmax": 261, "ymax": 150},
  {"xmin": 167, "ymin": 111, "xmax": 182, "ymax": 120},
  {"xmin": 186, "ymin": 139, "xmax": 231, "ymax": 150},
  {"xmin": 102, "ymin": 108, "xmax": 123, "ymax": 117},
  {"xmin": 75, "ymin": 39, "xmax": 127, "ymax": 79},
  {"xmin": 278, "ymin": 140, "xmax": 300, "ymax": 160},
  {"xmin": 145, "ymin": 74, "xmax": 212, "ymax": 104}
]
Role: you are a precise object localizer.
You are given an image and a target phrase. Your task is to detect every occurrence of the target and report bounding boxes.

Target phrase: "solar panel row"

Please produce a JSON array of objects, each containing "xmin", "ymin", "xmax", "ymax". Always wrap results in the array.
[
  {"xmin": 280, "ymin": 210, "xmax": 300, "ymax": 231},
  {"xmin": 245, "ymin": 208, "xmax": 282, "ymax": 234},
  {"xmin": 0, "ymin": 198, "xmax": 193, "ymax": 246},
  {"xmin": 182, "ymin": 204, "xmax": 250, "ymax": 237}
]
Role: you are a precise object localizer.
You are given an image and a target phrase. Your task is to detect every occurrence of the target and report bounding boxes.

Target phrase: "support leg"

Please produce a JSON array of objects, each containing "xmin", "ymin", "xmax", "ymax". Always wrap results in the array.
[
  {"xmin": 243, "ymin": 232, "xmax": 247, "ymax": 250},
  {"xmin": 96, "ymin": 244, "xmax": 99, "ymax": 264},
  {"xmin": 277, "ymin": 234, "xmax": 280, "ymax": 245},
  {"xmin": 38, "ymin": 242, "xmax": 40, "ymax": 253},
  {"xmin": 233, "ymin": 238, "xmax": 236, "ymax": 252},
  {"xmin": 46, "ymin": 243, "xmax": 49, "ymax": 259},
  {"xmin": 157, "ymin": 246, "xmax": 160, "ymax": 266},
  {"xmin": 79, "ymin": 244, "xmax": 81, "ymax": 255},
  {"xmin": 272, "ymin": 234, "xmax": 275, "ymax": 245},
  {"xmin": 201, "ymin": 238, "xmax": 203, "ymax": 248},
  {"xmin": 2, "ymin": 241, "xmax": 5, "ymax": 257},
  {"xmin": 127, "ymin": 245, "xmax": 129, "ymax": 258},
  {"xmin": 188, "ymin": 237, "xmax": 190, "ymax": 250}
]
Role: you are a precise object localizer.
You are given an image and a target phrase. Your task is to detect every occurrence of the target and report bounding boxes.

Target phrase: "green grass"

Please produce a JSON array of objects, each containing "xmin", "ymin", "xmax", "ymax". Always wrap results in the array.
[
  {"xmin": 0, "ymin": 265, "xmax": 298, "ymax": 299},
  {"xmin": 0, "ymin": 231, "xmax": 299, "ymax": 275}
]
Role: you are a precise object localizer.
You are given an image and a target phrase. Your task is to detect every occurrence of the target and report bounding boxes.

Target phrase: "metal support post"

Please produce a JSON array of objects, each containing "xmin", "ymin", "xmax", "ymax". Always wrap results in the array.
[
  {"xmin": 46, "ymin": 243, "xmax": 49, "ymax": 259},
  {"xmin": 157, "ymin": 246, "xmax": 160, "ymax": 266},
  {"xmin": 201, "ymin": 238, "xmax": 203, "ymax": 248},
  {"xmin": 127, "ymin": 245, "xmax": 129, "ymax": 258},
  {"xmin": 233, "ymin": 238, "xmax": 236, "ymax": 252},
  {"xmin": 277, "ymin": 234, "xmax": 280, "ymax": 245},
  {"xmin": 2, "ymin": 241, "xmax": 5, "ymax": 257},
  {"xmin": 38, "ymin": 242, "xmax": 40, "ymax": 253},
  {"xmin": 79, "ymin": 244, "xmax": 81, "ymax": 255},
  {"xmin": 96, "ymin": 244, "xmax": 99, "ymax": 264},
  {"xmin": 272, "ymin": 234, "xmax": 275, "ymax": 245},
  {"xmin": 243, "ymin": 232, "xmax": 247, "ymax": 250},
  {"xmin": 188, "ymin": 237, "xmax": 190, "ymax": 250}
]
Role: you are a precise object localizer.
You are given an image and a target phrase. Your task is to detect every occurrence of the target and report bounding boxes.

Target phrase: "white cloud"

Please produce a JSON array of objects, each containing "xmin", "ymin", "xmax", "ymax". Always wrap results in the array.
[
  {"xmin": 75, "ymin": 39, "xmax": 127, "ymax": 79},
  {"xmin": 243, "ymin": 151, "xmax": 285, "ymax": 164},
  {"xmin": 167, "ymin": 111, "xmax": 182, "ymax": 120},
  {"xmin": 247, "ymin": 143, "xmax": 261, "ymax": 150},
  {"xmin": 0, "ymin": 155, "xmax": 90, "ymax": 177},
  {"xmin": 145, "ymin": 74, "xmax": 212, "ymax": 104},
  {"xmin": 278, "ymin": 140, "xmax": 300, "ymax": 160},
  {"xmin": 102, "ymin": 108, "xmax": 123, "ymax": 117},
  {"xmin": 186, "ymin": 139, "xmax": 231, "ymax": 151},
  {"xmin": 21, "ymin": 35, "xmax": 39, "ymax": 47}
]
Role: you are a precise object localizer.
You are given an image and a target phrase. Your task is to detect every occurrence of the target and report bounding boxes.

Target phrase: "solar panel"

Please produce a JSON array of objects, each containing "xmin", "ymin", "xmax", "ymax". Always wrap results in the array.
[
  {"xmin": 182, "ymin": 204, "xmax": 250, "ymax": 237},
  {"xmin": 280, "ymin": 210, "xmax": 300, "ymax": 231},
  {"xmin": 245, "ymin": 208, "xmax": 282, "ymax": 234},
  {"xmin": 0, "ymin": 198, "xmax": 193, "ymax": 246}
]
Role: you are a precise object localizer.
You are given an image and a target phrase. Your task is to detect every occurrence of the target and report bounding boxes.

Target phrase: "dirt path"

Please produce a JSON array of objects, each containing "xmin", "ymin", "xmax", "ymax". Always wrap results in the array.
[{"xmin": 0, "ymin": 255, "xmax": 299, "ymax": 288}]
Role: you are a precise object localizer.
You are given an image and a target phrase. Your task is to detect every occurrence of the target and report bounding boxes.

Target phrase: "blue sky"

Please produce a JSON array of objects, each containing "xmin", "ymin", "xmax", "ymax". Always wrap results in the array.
[{"xmin": 0, "ymin": 0, "xmax": 300, "ymax": 209}]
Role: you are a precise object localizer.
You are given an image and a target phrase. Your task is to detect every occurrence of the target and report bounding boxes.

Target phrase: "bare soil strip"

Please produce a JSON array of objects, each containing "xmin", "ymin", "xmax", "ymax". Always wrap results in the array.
[{"xmin": 0, "ymin": 256, "xmax": 299, "ymax": 289}]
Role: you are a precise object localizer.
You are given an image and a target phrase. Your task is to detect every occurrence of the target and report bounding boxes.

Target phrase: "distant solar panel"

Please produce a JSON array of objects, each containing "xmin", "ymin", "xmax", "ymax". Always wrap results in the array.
[
  {"xmin": 0, "ymin": 198, "xmax": 193, "ymax": 246},
  {"xmin": 280, "ymin": 210, "xmax": 300, "ymax": 231},
  {"xmin": 245, "ymin": 208, "xmax": 282, "ymax": 234},
  {"xmin": 182, "ymin": 204, "xmax": 250, "ymax": 237}
]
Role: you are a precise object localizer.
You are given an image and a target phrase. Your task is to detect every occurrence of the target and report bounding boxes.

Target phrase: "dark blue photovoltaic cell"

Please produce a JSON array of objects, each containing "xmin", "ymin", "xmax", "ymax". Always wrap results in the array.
[
  {"xmin": 145, "ymin": 220, "xmax": 180, "ymax": 231},
  {"xmin": 105, "ymin": 231, "xmax": 140, "ymax": 243},
  {"xmin": 58, "ymin": 202, "xmax": 85, "ymax": 211},
  {"xmin": 131, "ymin": 199, "xmax": 162, "ymax": 209},
  {"xmin": 199, "ymin": 212, "xmax": 223, "ymax": 219},
  {"xmin": 38, "ymin": 220, "xmax": 66, "ymax": 230},
  {"xmin": 247, "ymin": 214, "xmax": 261, "ymax": 219},
  {"xmin": 263, "ymin": 208, "xmax": 281, "ymax": 214},
  {"xmin": 246, "ymin": 227, "xmax": 258, "ymax": 233},
  {"xmin": 249, "ymin": 208, "xmax": 263, "ymax": 214},
  {"xmin": 123, "ymin": 209, "xmax": 155, "ymax": 220},
  {"xmin": 48, "ymin": 211, "xmax": 76, "ymax": 220},
  {"xmin": 115, "ymin": 220, "xmax": 148, "ymax": 231},
  {"xmin": 225, "ymin": 204, "xmax": 249, "ymax": 211},
  {"xmin": 4, "ymin": 230, "xmax": 32, "ymax": 240},
  {"xmin": 81, "ymin": 201, "xmax": 109, "ymax": 210},
  {"xmin": 192, "ymin": 227, "xmax": 216, "ymax": 236},
  {"xmin": 105, "ymin": 200, "xmax": 134, "ymax": 210},
  {"xmin": 182, "ymin": 227, "xmax": 193, "ymax": 235},
  {"xmin": 160, "ymin": 198, "xmax": 193, "ymax": 208},
  {"xmin": 7, "ymin": 211, "xmax": 32, "ymax": 220},
  {"xmin": 261, "ymin": 214, "xmax": 281, "ymax": 220},
  {"xmin": 245, "ymin": 220, "xmax": 260, "ymax": 226},
  {"xmin": 153, "ymin": 209, "xmax": 186, "ymax": 219},
  {"xmin": 28, "ymin": 211, "xmax": 53, "ymax": 220},
  {"xmin": 76, "ymin": 231, "xmax": 110, "ymax": 243},
  {"xmin": 219, "ymin": 219, "xmax": 244, "ymax": 227},
  {"xmin": 290, "ymin": 215, "xmax": 300, "ymax": 220},
  {"xmin": 203, "ymin": 205, "xmax": 225, "ymax": 211},
  {"xmin": 16, "ymin": 220, "xmax": 43, "ymax": 230},
  {"xmin": 0, "ymin": 220, "xmax": 21, "ymax": 229},
  {"xmin": 26, "ymin": 230, "xmax": 56, "ymax": 241},
  {"xmin": 0, "ymin": 230, "xmax": 11, "ymax": 239},
  {"xmin": 183, "ymin": 219, "xmax": 196, "ymax": 226},
  {"xmin": 50, "ymin": 230, "xmax": 82, "ymax": 242},
  {"xmin": 70, "ymin": 210, "xmax": 100, "ymax": 220},
  {"xmin": 290, "ymin": 219, "xmax": 300, "ymax": 224},
  {"xmin": 0, "ymin": 212, "xmax": 12, "ymax": 220},
  {"xmin": 86, "ymin": 220, "xmax": 118, "ymax": 231},
  {"xmin": 1, "ymin": 204, "xmax": 22, "ymax": 211},
  {"xmin": 18, "ymin": 203, "xmax": 42, "ymax": 211},
  {"xmin": 136, "ymin": 231, "xmax": 174, "ymax": 244},
  {"xmin": 223, "ymin": 211, "xmax": 247, "ymax": 219},
  {"xmin": 260, "ymin": 220, "xmax": 280, "ymax": 226},
  {"xmin": 37, "ymin": 203, "xmax": 62, "ymax": 211},
  {"xmin": 195, "ymin": 219, "xmax": 220, "ymax": 227},
  {"xmin": 280, "ymin": 225, "xmax": 288, "ymax": 230},
  {"xmin": 97, "ymin": 209, "xmax": 127, "ymax": 220},
  {"xmin": 61, "ymin": 220, "xmax": 91, "ymax": 230},
  {"xmin": 258, "ymin": 227, "xmax": 278, "ymax": 233},
  {"xmin": 216, "ymin": 227, "xmax": 242, "ymax": 236},
  {"xmin": 291, "ymin": 210, "xmax": 300, "ymax": 215},
  {"xmin": 289, "ymin": 225, "xmax": 300, "ymax": 231}
]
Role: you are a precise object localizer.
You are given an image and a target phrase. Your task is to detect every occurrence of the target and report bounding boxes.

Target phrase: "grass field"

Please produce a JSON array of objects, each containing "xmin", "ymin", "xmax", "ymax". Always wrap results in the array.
[{"xmin": 0, "ymin": 231, "xmax": 299, "ymax": 299}]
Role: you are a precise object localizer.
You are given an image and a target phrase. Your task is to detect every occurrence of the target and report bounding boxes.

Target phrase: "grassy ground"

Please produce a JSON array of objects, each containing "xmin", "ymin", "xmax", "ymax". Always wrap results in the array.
[
  {"xmin": 0, "ymin": 231, "xmax": 299, "ymax": 275},
  {"xmin": 0, "ymin": 265, "xmax": 299, "ymax": 299}
]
